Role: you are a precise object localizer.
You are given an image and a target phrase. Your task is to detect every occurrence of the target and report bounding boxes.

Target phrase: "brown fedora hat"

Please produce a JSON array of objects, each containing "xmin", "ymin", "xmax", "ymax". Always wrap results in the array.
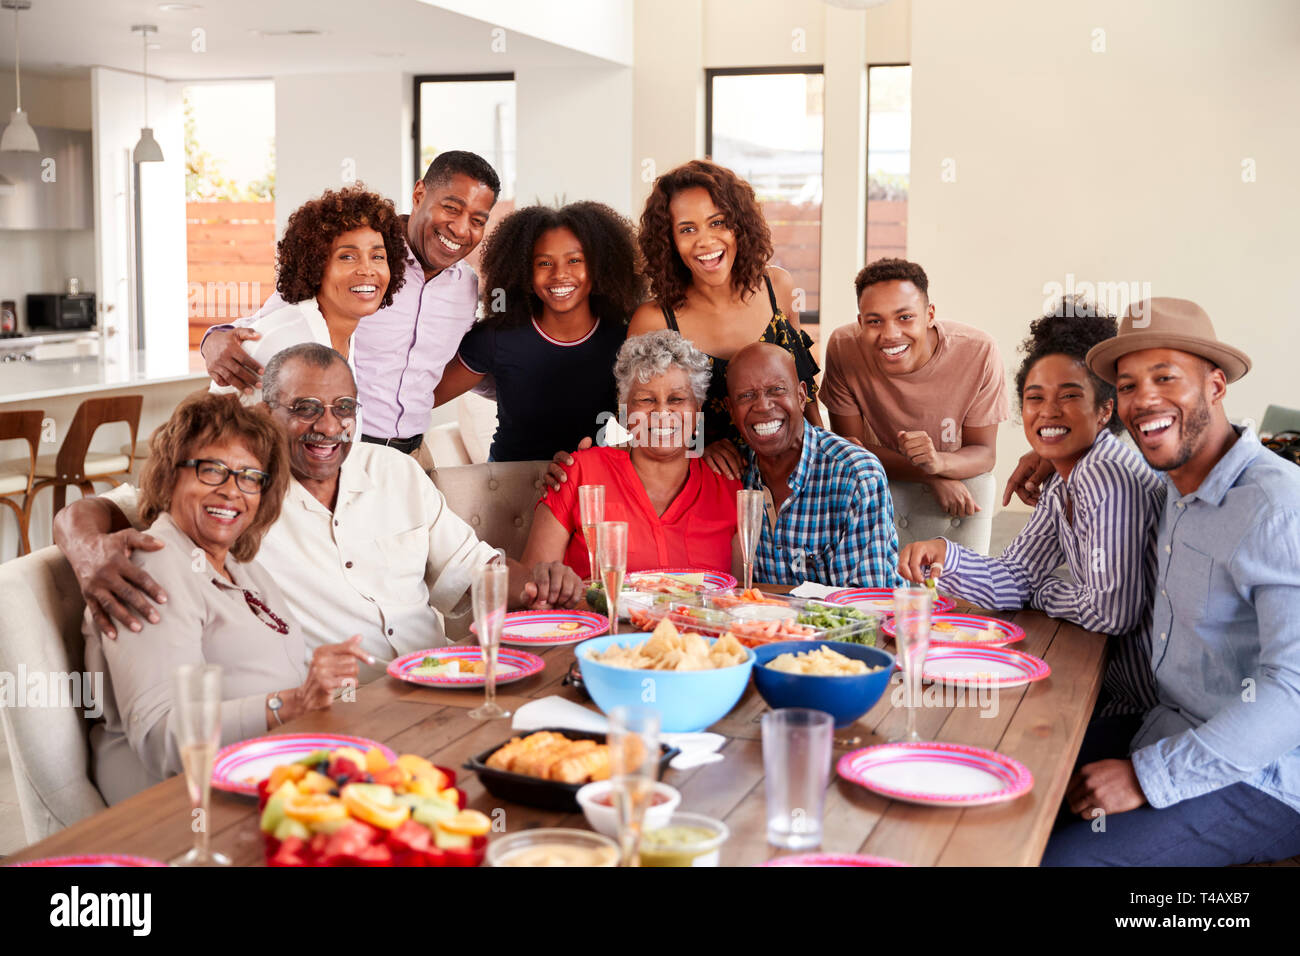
[{"xmin": 1085, "ymin": 297, "xmax": 1252, "ymax": 385}]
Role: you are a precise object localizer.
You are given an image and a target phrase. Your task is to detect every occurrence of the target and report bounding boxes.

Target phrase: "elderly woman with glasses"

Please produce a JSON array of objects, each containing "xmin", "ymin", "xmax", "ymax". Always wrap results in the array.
[
  {"xmin": 84, "ymin": 392, "xmax": 371, "ymax": 804},
  {"xmin": 521, "ymin": 330, "xmax": 743, "ymax": 578}
]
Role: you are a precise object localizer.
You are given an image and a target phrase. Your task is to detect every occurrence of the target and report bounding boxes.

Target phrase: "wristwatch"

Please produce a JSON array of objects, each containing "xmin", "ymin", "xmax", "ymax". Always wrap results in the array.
[{"xmin": 268, "ymin": 693, "xmax": 285, "ymax": 726}]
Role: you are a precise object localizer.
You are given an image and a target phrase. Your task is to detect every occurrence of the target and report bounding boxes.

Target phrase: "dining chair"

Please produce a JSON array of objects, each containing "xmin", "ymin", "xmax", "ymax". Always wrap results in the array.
[
  {"xmin": 25, "ymin": 394, "xmax": 141, "ymax": 523},
  {"xmin": 1260, "ymin": 404, "xmax": 1300, "ymax": 438},
  {"xmin": 0, "ymin": 545, "xmax": 108, "ymax": 843},
  {"xmin": 0, "ymin": 408, "xmax": 43, "ymax": 556}
]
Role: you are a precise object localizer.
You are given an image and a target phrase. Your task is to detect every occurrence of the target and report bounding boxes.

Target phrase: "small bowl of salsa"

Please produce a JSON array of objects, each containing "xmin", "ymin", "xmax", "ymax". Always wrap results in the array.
[
  {"xmin": 638, "ymin": 812, "xmax": 730, "ymax": 867},
  {"xmin": 576, "ymin": 780, "xmax": 681, "ymax": 838}
]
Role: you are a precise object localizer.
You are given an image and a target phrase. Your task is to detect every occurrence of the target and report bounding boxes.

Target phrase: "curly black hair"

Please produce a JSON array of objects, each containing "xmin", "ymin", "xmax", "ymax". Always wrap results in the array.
[
  {"xmin": 276, "ymin": 184, "xmax": 408, "ymax": 308},
  {"xmin": 855, "ymin": 257, "xmax": 929, "ymax": 299},
  {"xmin": 639, "ymin": 159, "xmax": 773, "ymax": 312},
  {"xmin": 1015, "ymin": 297, "xmax": 1122, "ymax": 434},
  {"xmin": 476, "ymin": 201, "xmax": 644, "ymax": 328}
]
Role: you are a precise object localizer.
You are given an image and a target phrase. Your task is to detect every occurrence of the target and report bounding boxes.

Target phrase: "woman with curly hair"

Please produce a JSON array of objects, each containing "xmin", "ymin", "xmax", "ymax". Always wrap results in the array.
[
  {"xmin": 628, "ymin": 159, "xmax": 822, "ymax": 479},
  {"xmin": 210, "ymin": 184, "xmax": 407, "ymax": 407},
  {"xmin": 433, "ymin": 201, "xmax": 643, "ymax": 461},
  {"xmin": 899, "ymin": 300, "xmax": 1165, "ymax": 718}
]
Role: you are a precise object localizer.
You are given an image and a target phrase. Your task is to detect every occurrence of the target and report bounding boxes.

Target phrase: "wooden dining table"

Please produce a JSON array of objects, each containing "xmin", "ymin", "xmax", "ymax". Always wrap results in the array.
[{"xmin": 7, "ymin": 597, "xmax": 1108, "ymax": 867}]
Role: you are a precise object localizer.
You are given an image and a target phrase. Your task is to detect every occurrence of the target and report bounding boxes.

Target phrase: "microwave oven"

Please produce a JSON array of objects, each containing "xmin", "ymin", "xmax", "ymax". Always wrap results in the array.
[{"xmin": 26, "ymin": 293, "xmax": 96, "ymax": 332}]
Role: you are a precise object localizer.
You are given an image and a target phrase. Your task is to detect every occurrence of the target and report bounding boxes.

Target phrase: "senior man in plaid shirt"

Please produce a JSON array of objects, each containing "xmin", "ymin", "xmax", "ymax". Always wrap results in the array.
[{"xmin": 725, "ymin": 343, "xmax": 902, "ymax": 588}]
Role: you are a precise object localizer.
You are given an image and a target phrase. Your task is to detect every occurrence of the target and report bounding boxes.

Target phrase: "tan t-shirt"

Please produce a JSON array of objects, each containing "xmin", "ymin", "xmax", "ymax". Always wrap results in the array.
[{"xmin": 821, "ymin": 319, "xmax": 1010, "ymax": 454}]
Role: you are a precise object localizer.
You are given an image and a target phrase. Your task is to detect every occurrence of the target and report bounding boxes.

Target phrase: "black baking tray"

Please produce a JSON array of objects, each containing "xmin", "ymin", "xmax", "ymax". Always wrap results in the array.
[{"xmin": 464, "ymin": 726, "xmax": 680, "ymax": 813}]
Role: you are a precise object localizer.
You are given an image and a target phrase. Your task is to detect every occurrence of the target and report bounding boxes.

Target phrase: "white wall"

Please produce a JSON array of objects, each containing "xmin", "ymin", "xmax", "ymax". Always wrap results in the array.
[
  {"xmin": 273, "ymin": 72, "xmax": 409, "ymax": 235},
  {"xmin": 424, "ymin": 0, "xmax": 635, "ymax": 66},
  {"xmin": 909, "ymin": 0, "xmax": 1300, "ymax": 508},
  {"xmin": 514, "ymin": 64, "xmax": 634, "ymax": 214}
]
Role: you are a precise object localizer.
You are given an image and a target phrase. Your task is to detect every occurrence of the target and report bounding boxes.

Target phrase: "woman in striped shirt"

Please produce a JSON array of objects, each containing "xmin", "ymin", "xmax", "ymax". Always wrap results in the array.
[{"xmin": 898, "ymin": 303, "xmax": 1165, "ymax": 716}]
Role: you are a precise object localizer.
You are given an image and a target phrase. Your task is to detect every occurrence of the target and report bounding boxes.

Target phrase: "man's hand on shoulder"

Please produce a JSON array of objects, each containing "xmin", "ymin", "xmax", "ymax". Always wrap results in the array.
[
  {"xmin": 202, "ymin": 327, "xmax": 263, "ymax": 394},
  {"xmin": 69, "ymin": 529, "xmax": 169, "ymax": 639}
]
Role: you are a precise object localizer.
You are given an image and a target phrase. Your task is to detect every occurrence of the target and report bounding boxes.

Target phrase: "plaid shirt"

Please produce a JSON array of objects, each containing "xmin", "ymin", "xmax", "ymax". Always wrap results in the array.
[{"xmin": 743, "ymin": 421, "xmax": 902, "ymax": 588}]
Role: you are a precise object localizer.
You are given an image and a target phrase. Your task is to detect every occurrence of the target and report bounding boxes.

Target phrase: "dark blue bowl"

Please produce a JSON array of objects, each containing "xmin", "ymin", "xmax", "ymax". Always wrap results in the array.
[{"xmin": 750, "ymin": 641, "xmax": 896, "ymax": 729}]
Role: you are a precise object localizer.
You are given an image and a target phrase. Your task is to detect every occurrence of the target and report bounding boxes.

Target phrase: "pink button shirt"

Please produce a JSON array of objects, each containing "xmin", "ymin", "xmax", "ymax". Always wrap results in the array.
[{"xmin": 221, "ymin": 247, "xmax": 479, "ymax": 440}]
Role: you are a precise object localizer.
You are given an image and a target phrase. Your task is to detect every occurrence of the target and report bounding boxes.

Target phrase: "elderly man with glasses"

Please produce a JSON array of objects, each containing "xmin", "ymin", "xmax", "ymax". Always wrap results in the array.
[{"xmin": 55, "ymin": 343, "xmax": 583, "ymax": 683}]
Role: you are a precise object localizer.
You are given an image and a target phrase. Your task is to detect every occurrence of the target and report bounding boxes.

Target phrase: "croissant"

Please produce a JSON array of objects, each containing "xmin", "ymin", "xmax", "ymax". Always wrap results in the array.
[
  {"xmin": 486, "ymin": 731, "xmax": 567, "ymax": 772},
  {"xmin": 548, "ymin": 745, "xmax": 612, "ymax": 784}
]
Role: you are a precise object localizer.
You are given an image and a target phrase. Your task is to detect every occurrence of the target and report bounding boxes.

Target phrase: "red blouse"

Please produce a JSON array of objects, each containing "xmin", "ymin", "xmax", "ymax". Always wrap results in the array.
[{"xmin": 539, "ymin": 446, "xmax": 741, "ymax": 579}]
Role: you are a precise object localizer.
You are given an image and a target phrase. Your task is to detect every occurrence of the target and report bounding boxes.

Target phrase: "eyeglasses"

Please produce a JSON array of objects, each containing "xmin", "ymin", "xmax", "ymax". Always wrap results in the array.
[
  {"xmin": 180, "ymin": 459, "xmax": 270, "ymax": 494},
  {"xmin": 271, "ymin": 398, "xmax": 361, "ymax": 423}
]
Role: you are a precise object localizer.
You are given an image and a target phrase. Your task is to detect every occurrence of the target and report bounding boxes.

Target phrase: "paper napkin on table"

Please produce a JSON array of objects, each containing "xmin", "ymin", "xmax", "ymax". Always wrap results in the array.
[
  {"xmin": 789, "ymin": 581, "xmax": 840, "ymax": 600},
  {"xmin": 512, "ymin": 696, "xmax": 726, "ymax": 770}
]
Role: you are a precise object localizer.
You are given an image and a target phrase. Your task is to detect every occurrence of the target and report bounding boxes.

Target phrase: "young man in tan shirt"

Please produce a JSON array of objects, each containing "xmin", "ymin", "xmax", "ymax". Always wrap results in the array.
[{"xmin": 822, "ymin": 258, "xmax": 1010, "ymax": 516}]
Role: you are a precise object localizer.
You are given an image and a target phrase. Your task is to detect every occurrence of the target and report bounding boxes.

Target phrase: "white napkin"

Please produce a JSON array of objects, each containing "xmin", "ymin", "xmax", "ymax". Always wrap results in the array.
[
  {"xmin": 511, "ymin": 696, "xmax": 726, "ymax": 770},
  {"xmin": 790, "ymin": 581, "xmax": 840, "ymax": 600}
]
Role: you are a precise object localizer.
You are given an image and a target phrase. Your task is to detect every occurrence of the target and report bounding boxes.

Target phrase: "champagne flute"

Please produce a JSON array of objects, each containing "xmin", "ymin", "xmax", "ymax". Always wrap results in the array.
[
  {"xmin": 171, "ymin": 664, "xmax": 230, "ymax": 866},
  {"xmin": 891, "ymin": 585, "xmax": 934, "ymax": 743},
  {"xmin": 737, "ymin": 490, "xmax": 764, "ymax": 591},
  {"xmin": 608, "ymin": 706, "xmax": 660, "ymax": 867},
  {"xmin": 578, "ymin": 485, "xmax": 605, "ymax": 588},
  {"xmin": 469, "ymin": 559, "xmax": 511, "ymax": 720},
  {"xmin": 596, "ymin": 521, "xmax": 628, "ymax": 636}
]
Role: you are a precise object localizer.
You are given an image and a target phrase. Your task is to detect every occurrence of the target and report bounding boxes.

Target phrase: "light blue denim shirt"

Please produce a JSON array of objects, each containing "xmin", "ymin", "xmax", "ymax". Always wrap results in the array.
[{"xmin": 1130, "ymin": 426, "xmax": 1300, "ymax": 814}]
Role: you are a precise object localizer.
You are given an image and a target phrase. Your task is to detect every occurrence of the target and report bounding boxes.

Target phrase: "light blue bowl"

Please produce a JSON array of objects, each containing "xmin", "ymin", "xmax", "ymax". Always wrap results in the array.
[
  {"xmin": 751, "ymin": 641, "xmax": 896, "ymax": 729},
  {"xmin": 575, "ymin": 633, "xmax": 756, "ymax": 733}
]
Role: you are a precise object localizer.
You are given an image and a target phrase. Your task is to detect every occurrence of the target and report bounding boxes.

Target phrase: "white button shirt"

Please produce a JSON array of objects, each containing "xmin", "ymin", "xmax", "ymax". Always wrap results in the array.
[{"xmin": 106, "ymin": 443, "xmax": 497, "ymax": 683}]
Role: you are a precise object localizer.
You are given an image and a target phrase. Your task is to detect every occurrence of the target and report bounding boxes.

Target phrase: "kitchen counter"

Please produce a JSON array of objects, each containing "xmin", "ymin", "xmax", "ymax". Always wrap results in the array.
[{"xmin": 0, "ymin": 350, "xmax": 209, "ymax": 404}]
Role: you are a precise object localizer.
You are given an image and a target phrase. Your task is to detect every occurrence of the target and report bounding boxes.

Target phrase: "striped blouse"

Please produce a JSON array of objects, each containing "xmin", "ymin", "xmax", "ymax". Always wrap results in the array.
[{"xmin": 940, "ymin": 429, "xmax": 1166, "ymax": 714}]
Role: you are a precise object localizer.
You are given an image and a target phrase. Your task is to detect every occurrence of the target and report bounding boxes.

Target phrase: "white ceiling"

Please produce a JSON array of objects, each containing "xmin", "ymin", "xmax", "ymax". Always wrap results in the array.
[{"xmin": 0, "ymin": 0, "xmax": 607, "ymax": 79}]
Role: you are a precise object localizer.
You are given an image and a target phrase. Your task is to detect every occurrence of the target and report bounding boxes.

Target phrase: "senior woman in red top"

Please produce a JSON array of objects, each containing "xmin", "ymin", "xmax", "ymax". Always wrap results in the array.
[{"xmin": 522, "ymin": 330, "xmax": 741, "ymax": 577}]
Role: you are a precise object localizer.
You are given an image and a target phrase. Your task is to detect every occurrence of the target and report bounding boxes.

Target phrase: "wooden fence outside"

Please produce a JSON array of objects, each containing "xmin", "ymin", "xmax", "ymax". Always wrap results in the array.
[{"xmin": 186, "ymin": 201, "xmax": 276, "ymax": 351}]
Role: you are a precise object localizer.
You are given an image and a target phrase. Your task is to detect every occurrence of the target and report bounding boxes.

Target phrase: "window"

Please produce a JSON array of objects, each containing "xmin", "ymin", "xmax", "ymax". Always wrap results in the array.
[
  {"xmin": 414, "ymin": 74, "xmax": 516, "ymax": 270},
  {"xmin": 706, "ymin": 67, "xmax": 825, "ymax": 334},
  {"xmin": 183, "ymin": 82, "xmax": 276, "ymax": 352},
  {"xmin": 866, "ymin": 65, "xmax": 911, "ymax": 263}
]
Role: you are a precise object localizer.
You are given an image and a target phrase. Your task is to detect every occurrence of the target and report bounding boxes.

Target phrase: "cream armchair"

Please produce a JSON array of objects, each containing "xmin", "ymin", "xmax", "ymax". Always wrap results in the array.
[
  {"xmin": 887, "ymin": 472, "xmax": 996, "ymax": 555},
  {"xmin": 0, "ymin": 547, "xmax": 108, "ymax": 844}
]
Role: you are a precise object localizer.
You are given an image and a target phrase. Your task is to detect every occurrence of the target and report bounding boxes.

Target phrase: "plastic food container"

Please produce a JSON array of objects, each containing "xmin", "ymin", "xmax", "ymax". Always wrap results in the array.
[
  {"xmin": 487, "ymin": 828, "xmax": 619, "ymax": 867},
  {"xmin": 660, "ymin": 590, "xmax": 884, "ymax": 649},
  {"xmin": 638, "ymin": 812, "xmax": 730, "ymax": 867}
]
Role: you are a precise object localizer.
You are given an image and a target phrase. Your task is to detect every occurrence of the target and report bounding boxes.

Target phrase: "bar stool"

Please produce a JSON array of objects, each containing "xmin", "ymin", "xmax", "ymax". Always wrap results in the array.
[
  {"xmin": 26, "ymin": 395, "xmax": 142, "ymax": 522},
  {"xmin": 0, "ymin": 409, "xmax": 43, "ymax": 556}
]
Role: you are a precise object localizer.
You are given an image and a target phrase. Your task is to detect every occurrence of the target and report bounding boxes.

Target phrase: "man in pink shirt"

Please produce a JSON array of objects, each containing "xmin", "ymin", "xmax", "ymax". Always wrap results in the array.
[
  {"xmin": 822, "ymin": 258, "xmax": 1010, "ymax": 517},
  {"xmin": 201, "ymin": 151, "xmax": 500, "ymax": 470}
]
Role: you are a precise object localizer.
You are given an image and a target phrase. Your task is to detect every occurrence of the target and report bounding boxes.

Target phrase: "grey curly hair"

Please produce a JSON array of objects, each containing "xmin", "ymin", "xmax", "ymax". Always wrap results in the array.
[{"xmin": 613, "ymin": 330, "xmax": 712, "ymax": 405}]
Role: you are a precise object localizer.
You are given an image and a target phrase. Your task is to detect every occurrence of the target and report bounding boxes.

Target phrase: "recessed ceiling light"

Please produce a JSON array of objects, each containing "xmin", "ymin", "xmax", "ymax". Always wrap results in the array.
[
  {"xmin": 158, "ymin": 3, "xmax": 201, "ymax": 10},
  {"xmin": 249, "ymin": 28, "xmax": 325, "ymax": 37},
  {"xmin": 147, "ymin": 42, "xmax": 161, "ymax": 50}
]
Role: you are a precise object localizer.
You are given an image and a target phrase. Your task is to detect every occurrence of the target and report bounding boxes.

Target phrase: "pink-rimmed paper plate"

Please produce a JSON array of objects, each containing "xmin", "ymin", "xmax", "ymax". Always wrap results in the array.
[
  {"xmin": 921, "ymin": 645, "xmax": 1050, "ymax": 689},
  {"xmin": 625, "ymin": 568, "xmax": 738, "ymax": 593},
  {"xmin": 759, "ymin": 853, "xmax": 910, "ymax": 867},
  {"xmin": 826, "ymin": 587, "xmax": 956, "ymax": 615},
  {"xmin": 212, "ymin": 733, "xmax": 397, "ymax": 796},
  {"xmin": 882, "ymin": 612, "xmax": 1024, "ymax": 647},
  {"xmin": 9, "ymin": 854, "xmax": 167, "ymax": 867},
  {"xmin": 486, "ymin": 609, "xmax": 610, "ymax": 647},
  {"xmin": 837, "ymin": 741, "xmax": 1033, "ymax": 807},
  {"xmin": 387, "ymin": 646, "xmax": 545, "ymax": 687}
]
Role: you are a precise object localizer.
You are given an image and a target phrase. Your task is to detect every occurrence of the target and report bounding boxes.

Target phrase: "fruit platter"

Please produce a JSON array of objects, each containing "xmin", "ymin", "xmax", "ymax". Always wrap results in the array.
[{"xmin": 256, "ymin": 745, "xmax": 492, "ymax": 866}]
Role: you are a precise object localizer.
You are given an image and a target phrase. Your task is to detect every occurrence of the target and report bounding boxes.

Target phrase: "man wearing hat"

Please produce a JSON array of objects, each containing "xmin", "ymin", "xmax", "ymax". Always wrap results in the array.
[{"xmin": 1043, "ymin": 297, "xmax": 1300, "ymax": 866}]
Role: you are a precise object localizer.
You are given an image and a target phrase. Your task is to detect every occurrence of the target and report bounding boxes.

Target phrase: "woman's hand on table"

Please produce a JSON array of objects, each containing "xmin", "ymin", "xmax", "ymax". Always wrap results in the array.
[
  {"xmin": 898, "ymin": 538, "xmax": 948, "ymax": 584},
  {"xmin": 1066, "ymin": 758, "xmax": 1147, "ymax": 818},
  {"xmin": 518, "ymin": 561, "xmax": 585, "ymax": 610},
  {"xmin": 543, "ymin": 437, "xmax": 593, "ymax": 492},
  {"xmin": 282, "ymin": 636, "xmax": 375, "ymax": 719},
  {"xmin": 703, "ymin": 439, "xmax": 744, "ymax": 480}
]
